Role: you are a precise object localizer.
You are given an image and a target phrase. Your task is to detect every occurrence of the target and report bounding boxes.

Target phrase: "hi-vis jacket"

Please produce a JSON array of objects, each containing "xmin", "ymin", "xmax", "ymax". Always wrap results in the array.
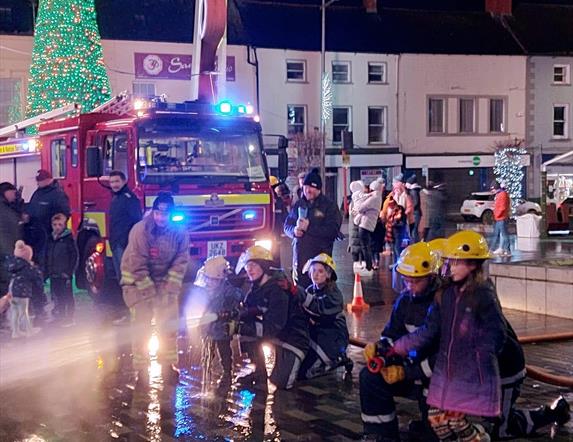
[{"xmin": 120, "ymin": 215, "xmax": 189, "ymax": 292}]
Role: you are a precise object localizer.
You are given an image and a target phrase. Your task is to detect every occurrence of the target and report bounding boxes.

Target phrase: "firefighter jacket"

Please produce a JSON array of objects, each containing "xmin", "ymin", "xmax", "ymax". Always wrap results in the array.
[
  {"xmin": 381, "ymin": 282, "xmax": 438, "ymax": 383},
  {"xmin": 109, "ymin": 185, "xmax": 142, "ymax": 250},
  {"xmin": 300, "ymin": 282, "xmax": 349, "ymax": 360},
  {"xmin": 120, "ymin": 215, "xmax": 189, "ymax": 296},
  {"xmin": 240, "ymin": 271, "xmax": 310, "ymax": 355},
  {"xmin": 284, "ymin": 194, "xmax": 342, "ymax": 277}
]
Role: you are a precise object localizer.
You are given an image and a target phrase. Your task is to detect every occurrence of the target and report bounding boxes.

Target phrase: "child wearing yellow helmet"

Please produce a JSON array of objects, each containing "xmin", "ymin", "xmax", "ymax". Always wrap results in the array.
[
  {"xmin": 360, "ymin": 242, "xmax": 441, "ymax": 441},
  {"xmin": 392, "ymin": 230, "xmax": 505, "ymax": 441},
  {"xmin": 297, "ymin": 254, "xmax": 352, "ymax": 380}
]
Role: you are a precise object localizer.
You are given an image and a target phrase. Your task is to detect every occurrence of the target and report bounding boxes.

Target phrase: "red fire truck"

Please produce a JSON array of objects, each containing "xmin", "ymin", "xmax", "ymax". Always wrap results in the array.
[{"xmin": 27, "ymin": 95, "xmax": 280, "ymax": 295}]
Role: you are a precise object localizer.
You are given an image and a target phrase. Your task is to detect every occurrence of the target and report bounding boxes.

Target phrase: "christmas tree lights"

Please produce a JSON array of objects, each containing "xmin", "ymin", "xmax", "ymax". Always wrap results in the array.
[
  {"xmin": 493, "ymin": 140, "xmax": 526, "ymax": 215},
  {"xmin": 25, "ymin": 0, "xmax": 111, "ymax": 122}
]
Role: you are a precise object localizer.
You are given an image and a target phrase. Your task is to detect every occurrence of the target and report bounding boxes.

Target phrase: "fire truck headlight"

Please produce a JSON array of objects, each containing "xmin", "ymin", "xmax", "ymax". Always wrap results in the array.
[
  {"xmin": 171, "ymin": 212, "xmax": 185, "ymax": 223},
  {"xmin": 246, "ymin": 104, "xmax": 254, "ymax": 115},
  {"xmin": 255, "ymin": 239, "xmax": 272, "ymax": 251},
  {"xmin": 134, "ymin": 98, "xmax": 147, "ymax": 111},
  {"xmin": 26, "ymin": 139, "xmax": 37, "ymax": 152},
  {"xmin": 237, "ymin": 104, "xmax": 247, "ymax": 114},
  {"xmin": 242, "ymin": 210, "xmax": 257, "ymax": 221}
]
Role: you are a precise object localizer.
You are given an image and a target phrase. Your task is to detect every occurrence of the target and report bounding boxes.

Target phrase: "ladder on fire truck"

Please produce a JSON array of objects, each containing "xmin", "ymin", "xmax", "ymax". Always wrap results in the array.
[
  {"xmin": 0, "ymin": 103, "xmax": 80, "ymax": 138},
  {"xmin": 90, "ymin": 90, "xmax": 133, "ymax": 115}
]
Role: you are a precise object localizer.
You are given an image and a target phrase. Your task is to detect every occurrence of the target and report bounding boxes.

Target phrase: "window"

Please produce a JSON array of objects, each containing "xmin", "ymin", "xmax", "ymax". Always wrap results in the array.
[
  {"xmin": 553, "ymin": 104, "xmax": 568, "ymax": 138},
  {"xmin": 71, "ymin": 136, "xmax": 79, "ymax": 168},
  {"xmin": 489, "ymin": 99, "xmax": 505, "ymax": 132},
  {"xmin": 368, "ymin": 107, "xmax": 387, "ymax": 144},
  {"xmin": 50, "ymin": 139, "xmax": 67, "ymax": 178},
  {"xmin": 332, "ymin": 107, "xmax": 351, "ymax": 143},
  {"xmin": 332, "ymin": 61, "xmax": 351, "ymax": 83},
  {"xmin": 101, "ymin": 132, "xmax": 129, "ymax": 176},
  {"xmin": 0, "ymin": 78, "xmax": 21, "ymax": 127},
  {"xmin": 287, "ymin": 105, "xmax": 306, "ymax": 135},
  {"xmin": 286, "ymin": 60, "xmax": 306, "ymax": 82},
  {"xmin": 368, "ymin": 62, "xmax": 387, "ymax": 83},
  {"xmin": 459, "ymin": 98, "xmax": 475, "ymax": 133},
  {"xmin": 133, "ymin": 83, "xmax": 156, "ymax": 97},
  {"xmin": 553, "ymin": 65, "xmax": 570, "ymax": 84},
  {"xmin": 428, "ymin": 98, "xmax": 445, "ymax": 134}
]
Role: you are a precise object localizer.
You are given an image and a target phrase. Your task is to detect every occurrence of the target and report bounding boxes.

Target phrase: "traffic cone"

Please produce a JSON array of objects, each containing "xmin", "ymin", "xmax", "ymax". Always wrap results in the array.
[{"xmin": 347, "ymin": 272, "xmax": 370, "ymax": 312}]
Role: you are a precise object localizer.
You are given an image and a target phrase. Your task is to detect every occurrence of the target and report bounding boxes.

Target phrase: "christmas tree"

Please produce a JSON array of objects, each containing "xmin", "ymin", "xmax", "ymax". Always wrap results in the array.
[
  {"xmin": 25, "ymin": 0, "xmax": 111, "ymax": 120},
  {"xmin": 493, "ymin": 140, "xmax": 526, "ymax": 215}
]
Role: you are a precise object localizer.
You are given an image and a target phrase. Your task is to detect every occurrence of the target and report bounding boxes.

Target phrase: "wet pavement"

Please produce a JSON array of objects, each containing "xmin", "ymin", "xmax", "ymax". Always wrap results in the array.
[{"xmin": 0, "ymin": 232, "xmax": 572, "ymax": 441}]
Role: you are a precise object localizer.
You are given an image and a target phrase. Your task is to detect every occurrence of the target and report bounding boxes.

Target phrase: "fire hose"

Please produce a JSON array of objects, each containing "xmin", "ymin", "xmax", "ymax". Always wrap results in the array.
[{"xmin": 349, "ymin": 332, "xmax": 573, "ymax": 388}]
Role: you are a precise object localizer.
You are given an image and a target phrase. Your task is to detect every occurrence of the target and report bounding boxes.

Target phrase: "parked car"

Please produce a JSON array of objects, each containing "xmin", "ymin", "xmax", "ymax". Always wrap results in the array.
[{"xmin": 460, "ymin": 191, "xmax": 542, "ymax": 224}]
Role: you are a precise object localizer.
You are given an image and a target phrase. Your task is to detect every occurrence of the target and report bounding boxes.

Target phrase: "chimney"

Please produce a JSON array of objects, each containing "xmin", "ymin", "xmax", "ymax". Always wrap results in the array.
[
  {"xmin": 363, "ymin": 0, "xmax": 377, "ymax": 14},
  {"xmin": 485, "ymin": 0, "xmax": 512, "ymax": 15}
]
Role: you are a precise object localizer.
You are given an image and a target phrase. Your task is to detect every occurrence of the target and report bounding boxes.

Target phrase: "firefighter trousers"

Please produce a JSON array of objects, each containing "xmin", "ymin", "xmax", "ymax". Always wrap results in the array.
[{"xmin": 359, "ymin": 367, "xmax": 428, "ymax": 440}]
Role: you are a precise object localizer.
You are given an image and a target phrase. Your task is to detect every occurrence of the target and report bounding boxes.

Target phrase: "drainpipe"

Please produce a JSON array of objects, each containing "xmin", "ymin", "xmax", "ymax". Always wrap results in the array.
[{"xmin": 247, "ymin": 46, "xmax": 260, "ymax": 114}]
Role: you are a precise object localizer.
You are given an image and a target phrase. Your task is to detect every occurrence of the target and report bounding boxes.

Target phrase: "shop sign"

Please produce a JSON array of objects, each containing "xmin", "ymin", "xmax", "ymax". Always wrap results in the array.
[
  {"xmin": 473, "ymin": 156, "xmax": 481, "ymax": 166},
  {"xmin": 360, "ymin": 168, "xmax": 383, "ymax": 185},
  {"xmin": 134, "ymin": 53, "xmax": 236, "ymax": 81}
]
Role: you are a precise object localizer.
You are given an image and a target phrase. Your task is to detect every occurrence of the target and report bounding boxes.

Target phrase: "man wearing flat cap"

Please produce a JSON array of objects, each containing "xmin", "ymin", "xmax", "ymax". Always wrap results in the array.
[{"xmin": 284, "ymin": 168, "xmax": 342, "ymax": 288}]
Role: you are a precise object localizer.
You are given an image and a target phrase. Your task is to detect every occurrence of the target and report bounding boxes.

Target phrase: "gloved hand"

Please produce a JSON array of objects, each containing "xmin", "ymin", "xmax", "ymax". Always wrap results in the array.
[
  {"xmin": 380, "ymin": 365, "xmax": 405, "ymax": 384},
  {"xmin": 363, "ymin": 342, "xmax": 378, "ymax": 362}
]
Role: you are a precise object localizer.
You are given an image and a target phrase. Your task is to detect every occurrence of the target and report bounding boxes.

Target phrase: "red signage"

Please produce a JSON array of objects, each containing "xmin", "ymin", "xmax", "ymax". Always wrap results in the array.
[{"xmin": 134, "ymin": 53, "xmax": 235, "ymax": 81}]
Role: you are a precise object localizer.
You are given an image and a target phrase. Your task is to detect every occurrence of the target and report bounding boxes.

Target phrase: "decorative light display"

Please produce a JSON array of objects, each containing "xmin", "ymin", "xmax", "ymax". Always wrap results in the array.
[
  {"xmin": 321, "ymin": 72, "xmax": 333, "ymax": 122},
  {"xmin": 8, "ymin": 80, "xmax": 22, "ymax": 124},
  {"xmin": 493, "ymin": 140, "xmax": 527, "ymax": 215},
  {"xmin": 25, "ymin": 0, "xmax": 111, "ymax": 122}
]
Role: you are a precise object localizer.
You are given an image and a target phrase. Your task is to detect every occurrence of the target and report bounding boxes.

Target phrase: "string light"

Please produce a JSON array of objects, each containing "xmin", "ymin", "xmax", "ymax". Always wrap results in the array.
[
  {"xmin": 25, "ymin": 0, "xmax": 111, "ymax": 128},
  {"xmin": 493, "ymin": 140, "xmax": 526, "ymax": 215}
]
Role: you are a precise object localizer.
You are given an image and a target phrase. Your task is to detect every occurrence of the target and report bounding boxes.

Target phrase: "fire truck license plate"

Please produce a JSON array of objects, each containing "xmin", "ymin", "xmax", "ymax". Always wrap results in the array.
[{"xmin": 207, "ymin": 241, "xmax": 227, "ymax": 258}]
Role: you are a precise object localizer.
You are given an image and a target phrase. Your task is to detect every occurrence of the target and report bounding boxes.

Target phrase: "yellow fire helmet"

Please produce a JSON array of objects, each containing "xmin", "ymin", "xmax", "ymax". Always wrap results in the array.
[
  {"xmin": 195, "ymin": 255, "xmax": 230, "ymax": 287},
  {"xmin": 235, "ymin": 245, "xmax": 274, "ymax": 274},
  {"xmin": 443, "ymin": 230, "xmax": 491, "ymax": 260},
  {"xmin": 396, "ymin": 242, "xmax": 437, "ymax": 278},
  {"xmin": 269, "ymin": 175, "xmax": 279, "ymax": 187},
  {"xmin": 302, "ymin": 253, "xmax": 337, "ymax": 281}
]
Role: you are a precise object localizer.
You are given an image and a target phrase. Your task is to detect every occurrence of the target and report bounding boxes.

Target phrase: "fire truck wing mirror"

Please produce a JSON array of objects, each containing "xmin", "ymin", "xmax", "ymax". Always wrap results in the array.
[
  {"xmin": 86, "ymin": 146, "xmax": 102, "ymax": 177},
  {"xmin": 277, "ymin": 136, "xmax": 288, "ymax": 181}
]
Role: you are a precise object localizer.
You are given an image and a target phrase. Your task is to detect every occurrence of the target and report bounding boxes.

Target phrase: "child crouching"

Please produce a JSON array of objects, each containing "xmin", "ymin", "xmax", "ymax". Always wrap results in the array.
[{"xmin": 8, "ymin": 240, "xmax": 43, "ymax": 338}]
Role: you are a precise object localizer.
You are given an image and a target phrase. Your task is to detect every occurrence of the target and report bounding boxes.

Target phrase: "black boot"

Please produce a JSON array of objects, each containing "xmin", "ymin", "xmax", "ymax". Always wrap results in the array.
[{"xmin": 549, "ymin": 396, "xmax": 570, "ymax": 426}]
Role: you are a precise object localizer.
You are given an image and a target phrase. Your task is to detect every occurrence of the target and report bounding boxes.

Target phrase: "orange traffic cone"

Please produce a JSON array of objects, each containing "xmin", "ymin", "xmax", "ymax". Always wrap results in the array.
[{"xmin": 347, "ymin": 272, "xmax": 370, "ymax": 312}]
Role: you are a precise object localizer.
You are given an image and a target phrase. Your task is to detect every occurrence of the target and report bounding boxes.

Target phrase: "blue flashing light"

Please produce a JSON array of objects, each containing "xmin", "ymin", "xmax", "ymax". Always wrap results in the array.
[
  {"xmin": 242, "ymin": 210, "xmax": 257, "ymax": 221},
  {"xmin": 216, "ymin": 100, "xmax": 232, "ymax": 114},
  {"xmin": 172, "ymin": 213, "xmax": 185, "ymax": 223}
]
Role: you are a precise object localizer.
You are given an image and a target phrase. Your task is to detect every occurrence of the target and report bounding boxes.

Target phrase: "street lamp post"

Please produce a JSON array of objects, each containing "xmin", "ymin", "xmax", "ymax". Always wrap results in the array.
[{"xmin": 320, "ymin": 0, "xmax": 337, "ymax": 186}]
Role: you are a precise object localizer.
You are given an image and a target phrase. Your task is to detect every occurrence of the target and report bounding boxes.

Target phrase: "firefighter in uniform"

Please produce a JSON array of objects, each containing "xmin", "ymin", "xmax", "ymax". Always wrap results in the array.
[
  {"xmin": 297, "ymin": 253, "xmax": 353, "ymax": 379},
  {"xmin": 360, "ymin": 242, "xmax": 440, "ymax": 442},
  {"xmin": 235, "ymin": 246, "xmax": 309, "ymax": 390},
  {"xmin": 120, "ymin": 192, "xmax": 189, "ymax": 382}
]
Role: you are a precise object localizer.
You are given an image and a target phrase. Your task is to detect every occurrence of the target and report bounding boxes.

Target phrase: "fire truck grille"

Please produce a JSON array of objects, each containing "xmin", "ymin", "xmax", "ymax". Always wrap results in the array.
[{"xmin": 183, "ymin": 206, "xmax": 266, "ymax": 233}]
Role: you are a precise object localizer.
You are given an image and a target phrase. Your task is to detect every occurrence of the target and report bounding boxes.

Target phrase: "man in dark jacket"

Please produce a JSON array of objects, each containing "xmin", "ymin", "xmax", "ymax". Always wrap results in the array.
[
  {"xmin": 108, "ymin": 170, "xmax": 142, "ymax": 280},
  {"xmin": 284, "ymin": 168, "xmax": 342, "ymax": 288},
  {"xmin": 0, "ymin": 182, "xmax": 23, "ymax": 295},
  {"xmin": 235, "ymin": 246, "xmax": 309, "ymax": 390},
  {"xmin": 25, "ymin": 170, "xmax": 71, "ymax": 271},
  {"xmin": 360, "ymin": 242, "xmax": 439, "ymax": 441},
  {"xmin": 406, "ymin": 175, "xmax": 422, "ymax": 243}
]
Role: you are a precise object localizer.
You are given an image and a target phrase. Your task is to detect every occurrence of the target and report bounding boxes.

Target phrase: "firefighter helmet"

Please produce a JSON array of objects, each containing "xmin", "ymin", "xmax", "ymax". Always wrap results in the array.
[
  {"xmin": 195, "ymin": 255, "xmax": 230, "ymax": 287},
  {"xmin": 443, "ymin": 230, "xmax": 491, "ymax": 260},
  {"xmin": 235, "ymin": 245, "xmax": 274, "ymax": 274},
  {"xmin": 302, "ymin": 253, "xmax": 337, "ymax": 281},
  {"xmin": 269, "ymin": 175, "xmax": 279, "ymax": 187},
  {"xmin": 396, "ymin": 242, "xmax": 437, "ymax": 277},
  {"xmin": 427, "ymin": 238, "xmax": 447, "ymax": 272}
]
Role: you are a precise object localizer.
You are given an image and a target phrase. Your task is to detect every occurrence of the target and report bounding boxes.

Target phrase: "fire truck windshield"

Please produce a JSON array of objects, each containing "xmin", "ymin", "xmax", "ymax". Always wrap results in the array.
[{"xmin": 137, "ymin": 122, "xmax": 266, "ymax": 183}]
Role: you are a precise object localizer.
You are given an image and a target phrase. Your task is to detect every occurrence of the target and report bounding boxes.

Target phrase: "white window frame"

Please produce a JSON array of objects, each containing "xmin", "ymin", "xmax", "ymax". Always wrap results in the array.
[
  {"xmin": 488, "ymin": 98, "xmax": 506, "ymax": 133},
  {"xmin": 428, "ymin": 97, "xmax": 446, "ymax": 134},
  {"xmin": 332, "ymin": 61, "xmax": 351, "ymax": 84},
  {"xmin": 552, "ymin": 64, "xmax": 570, "ymax": 85},
  {"xmin": 287, "ymin": 105, "xmax": 306, "ymax": 135},
  {"xmin": 132, "ymin": 82, "xmax": 156, "ymax": 97},
  {"xmin": 332, "ymin": 106, "xmax": 352, "ymax": 144},
  {"xmin": 367, "ymin": 106, "xmax": 387, "ymax": 144},
  {"xmin": 552, "ymin": 104, "xmax": 569, "ymax": 139},
  {"xmin": 367, "ymin": 62, "xmax": 387, "ymax": 84},
  {"xmin": 458, "ymin": 98, "xmax": 476, "ymax": 134},
  {"xmin": 286, "ymin": 60, "xmax": 307, "ymax": 82}
]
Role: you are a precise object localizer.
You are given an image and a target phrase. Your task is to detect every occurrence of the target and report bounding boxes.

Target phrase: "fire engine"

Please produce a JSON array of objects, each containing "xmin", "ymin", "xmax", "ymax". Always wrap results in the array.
[{"xmin": 0, "ymin": 93, "xmax": 282, "ymax": 296}]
